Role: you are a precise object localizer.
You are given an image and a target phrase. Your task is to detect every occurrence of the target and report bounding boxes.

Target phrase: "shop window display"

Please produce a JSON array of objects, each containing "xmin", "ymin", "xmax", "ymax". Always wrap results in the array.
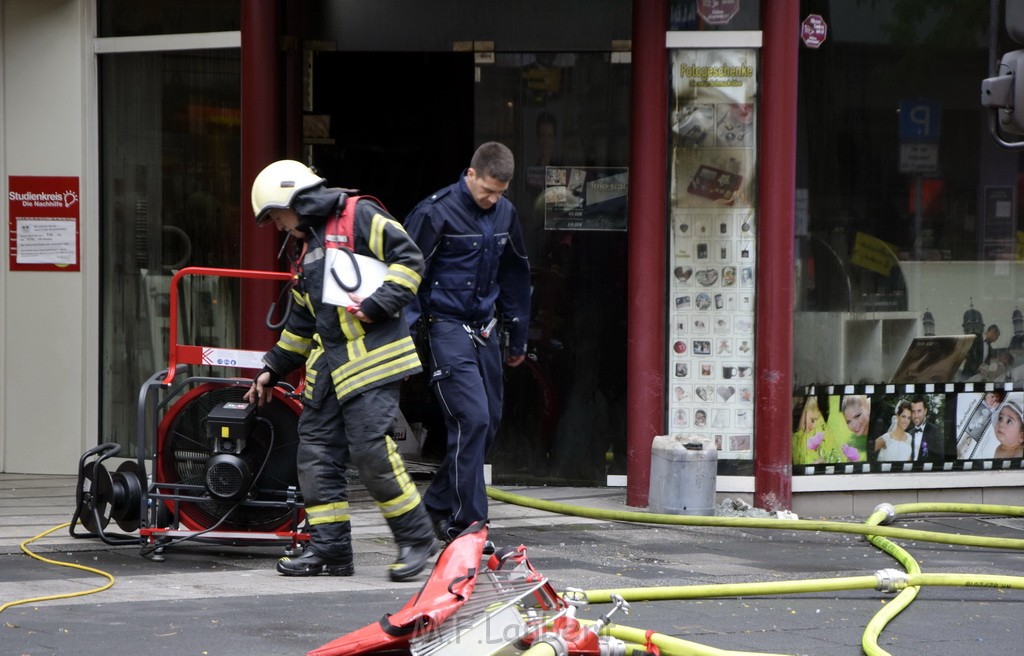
[{"xmin": 794, "ymin": 2, "xmax": 1024, "ymax": 397}]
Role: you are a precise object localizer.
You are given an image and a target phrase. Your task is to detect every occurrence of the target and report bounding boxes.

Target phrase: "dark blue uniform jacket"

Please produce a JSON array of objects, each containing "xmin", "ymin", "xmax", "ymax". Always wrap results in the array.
[{"xmin": 404, "ymin": 173, "xmax": 531, "ymax": 355}]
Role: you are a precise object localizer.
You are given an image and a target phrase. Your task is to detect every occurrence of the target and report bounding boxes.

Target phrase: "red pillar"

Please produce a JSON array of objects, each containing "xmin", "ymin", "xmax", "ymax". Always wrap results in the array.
[
  {"xmin": 626, "ymin": 0, "xmax": 668, "ymax": 507},
  {"xmin": 753, "ymin": 0, "xmax": 799, "ymax": 510},
  {"xmin": 240, "ymin": 0, "xmax": 282, "ymax": 351}
]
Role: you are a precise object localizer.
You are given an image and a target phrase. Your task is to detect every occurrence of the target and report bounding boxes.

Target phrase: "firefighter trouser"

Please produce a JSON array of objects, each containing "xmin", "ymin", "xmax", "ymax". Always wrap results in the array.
[
  {"xmin": 422, "ymin": 320, "xmax": 504, "ymax": 534},
  {"xmin": 296, "ymin": 381, "xmax": 433, "ymax": 560}
]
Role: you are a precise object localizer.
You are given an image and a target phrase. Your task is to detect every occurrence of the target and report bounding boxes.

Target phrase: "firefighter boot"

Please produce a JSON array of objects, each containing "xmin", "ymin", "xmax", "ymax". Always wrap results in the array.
[
  {"xmin": 277, "ymin": 547, "xmax": 354, "ymax": 576},
  {"xmin": 385, "ymin": 502, "xmax": 437, "ymax": 581},
  {"xmin": 388, "ymin": 536, "xmax": 438, "ymax": 582},
  {"xmin": 278, "ymin": 522, "xmax": 354, "ymax": 576}
]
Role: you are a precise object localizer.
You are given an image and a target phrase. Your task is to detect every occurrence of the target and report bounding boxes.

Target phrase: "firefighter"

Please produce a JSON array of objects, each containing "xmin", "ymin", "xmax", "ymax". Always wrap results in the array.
[
  {"xmin": 404, "ymin": 142, "xmax": 532, "ymax": 542},
  {"xmin": 245, "ymin": 160, "xmax": 436, "ymax": 581}
]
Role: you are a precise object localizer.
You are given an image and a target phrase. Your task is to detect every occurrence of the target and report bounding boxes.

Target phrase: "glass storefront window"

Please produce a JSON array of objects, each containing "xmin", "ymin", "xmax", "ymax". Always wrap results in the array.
[
  {"xmin": 793, "ymin": 3, "xmax": 1024, "ymax": 472},
  {"xmin": 99, "ymin": 50, "xmax": 241, "ymax": 455},
  {"xmin": 793, "ymin": 2, "xmax": 1016, "ymax": 388},
  {"xmin": 475, "ymin": 53, "xmax": 632, "ymax": 485}
]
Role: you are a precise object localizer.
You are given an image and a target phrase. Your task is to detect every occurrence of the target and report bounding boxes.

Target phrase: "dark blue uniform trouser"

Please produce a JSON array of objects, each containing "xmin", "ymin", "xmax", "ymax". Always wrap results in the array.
[{"xmin": 423, "ymin": 320, "xmax": 504, "ymax": 538}]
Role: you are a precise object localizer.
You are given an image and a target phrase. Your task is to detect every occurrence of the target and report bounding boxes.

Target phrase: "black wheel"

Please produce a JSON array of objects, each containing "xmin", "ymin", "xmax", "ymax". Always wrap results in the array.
[
  {"xmin": 78, "ymin": 462, "xmax": 112, "ymax": 534},
  {"xmin": 112, "ymin": 460, "xmax": 145, "ymax": 532}
]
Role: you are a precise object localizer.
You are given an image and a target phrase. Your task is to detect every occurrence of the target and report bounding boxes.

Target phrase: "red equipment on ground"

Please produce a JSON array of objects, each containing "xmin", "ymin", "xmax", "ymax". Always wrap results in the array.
[
  {"xmin": 310, "ymin": 521, "xmax": 635, "ymax": 656},
  {"xmin": 72, "ymin": 268, "xmax": 309, "ymax": 558}
]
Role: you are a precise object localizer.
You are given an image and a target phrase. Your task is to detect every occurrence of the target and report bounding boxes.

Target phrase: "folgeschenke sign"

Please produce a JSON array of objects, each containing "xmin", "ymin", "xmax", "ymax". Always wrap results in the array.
[{"xmin": 8, "ymin": 175, "xmax": 80, "ymax": 271}]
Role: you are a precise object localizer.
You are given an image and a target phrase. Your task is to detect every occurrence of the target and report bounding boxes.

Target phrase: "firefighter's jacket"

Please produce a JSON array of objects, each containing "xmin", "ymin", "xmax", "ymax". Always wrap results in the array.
[
  {"xmin": 403, "ymin": 172, "xmax": 531, "ymax": 355},
  {"xmin": 262, "ymin": 195, "xmax": 424, "ymax": 407}
]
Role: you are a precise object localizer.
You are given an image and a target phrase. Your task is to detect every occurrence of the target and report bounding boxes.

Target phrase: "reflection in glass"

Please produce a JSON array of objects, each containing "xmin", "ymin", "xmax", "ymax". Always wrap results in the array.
[{"xmin": 99, "ymin": 50, "xmax": 241, "ymax": 455}]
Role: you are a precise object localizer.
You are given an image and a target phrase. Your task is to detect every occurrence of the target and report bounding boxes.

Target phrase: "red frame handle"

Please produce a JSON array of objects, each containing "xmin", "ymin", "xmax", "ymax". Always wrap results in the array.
[{"xmin": 162, "ymin": 266, "xmax": 292, "ymax": 385}]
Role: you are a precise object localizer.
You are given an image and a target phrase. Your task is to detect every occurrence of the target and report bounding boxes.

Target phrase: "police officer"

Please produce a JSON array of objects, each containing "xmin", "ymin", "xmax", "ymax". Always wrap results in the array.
[
  {"xmin": 246, "ymin": 160, "xmax": 436, "ymax": 581},
  {"xmin": 404, "ymin": 142, "xmax": 531, "ymax": 542}
]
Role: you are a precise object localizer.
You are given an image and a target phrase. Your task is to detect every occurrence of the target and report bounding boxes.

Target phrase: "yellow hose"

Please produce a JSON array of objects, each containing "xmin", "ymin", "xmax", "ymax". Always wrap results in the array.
[
  {"xmin": 520, "ymin": 642, "xmax": 559, "ymax": 656},
  {"xmin": 488, "ymin": 488, "xmax": 1024, "ymax": 656},
  {"xmin": 0, "ymin": 522, "xmax": 117, "ymax": 615},
  {"xmin": 486, "ymin": 488, "xmax": 1024, "ymax": 550},
  {"xmin": 596, "ymin": 622, "xmax": 790, "ymax": 656},
  {"xmin": 859, "ymin": 506, "xmax": 922, "ymax": 656}
]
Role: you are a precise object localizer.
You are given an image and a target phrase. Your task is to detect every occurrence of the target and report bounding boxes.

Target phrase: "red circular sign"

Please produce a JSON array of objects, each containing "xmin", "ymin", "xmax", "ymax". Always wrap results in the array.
[{"xmin": 801, "ymin": 14, "xmax": 828, "ymax": 49}]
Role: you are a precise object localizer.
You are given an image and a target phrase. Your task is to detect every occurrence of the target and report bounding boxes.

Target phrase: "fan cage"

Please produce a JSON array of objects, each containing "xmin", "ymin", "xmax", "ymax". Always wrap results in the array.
[{"xmin": 156, "ymin": 384, "xmax": 302, "ymax": 532}]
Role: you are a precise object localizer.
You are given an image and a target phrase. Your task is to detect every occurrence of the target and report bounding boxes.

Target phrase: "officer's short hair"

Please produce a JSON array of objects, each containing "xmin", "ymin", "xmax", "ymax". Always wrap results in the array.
[{"xmin": 470, "ymin": 142, "xmax": 515, "ymax": 182}]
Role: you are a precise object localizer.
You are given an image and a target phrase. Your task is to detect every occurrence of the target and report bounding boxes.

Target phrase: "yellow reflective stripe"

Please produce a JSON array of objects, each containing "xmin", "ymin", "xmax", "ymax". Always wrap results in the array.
[
  {"xmin": 289, "ymin": 288, "xmax": 314, "ymax": 313},
  {"xmin": 334, "ymin": 352, "xmax": 422, "ymax": 399},
  {"xmin": 305, "ymin": 501, "xmax": 350, "ymax": 525},
  {"xmin": 278, "ymin": 329, "xmax": 311, "ymax": 355},
  {"xmin": 376, "ymin": 436, "xmax": 421, "ymax": 518},
  {"xmin": 333, "ymin": 337, "xmax": 417, "ymax": 381},
  {"xmin": 347, "ymin": 336, "xmax": 368, "ymax": 361},
  {"xmin": 384, "ymin": 262, "xmax": 421, "ymax": 292},
  {"xmin": 368, "ymin": 213, "xmax": 399, "ymax": 259},
  {"xmin": 332, "ymin": 339, "xmax": 419, "ymax": 387},
  {"xmin": 338, "ymin": 306, "xmax": 366, "ymax": 342},
  {"xmin": 308, "ymin": 336, "xmax": 324, "ymax": 363}
]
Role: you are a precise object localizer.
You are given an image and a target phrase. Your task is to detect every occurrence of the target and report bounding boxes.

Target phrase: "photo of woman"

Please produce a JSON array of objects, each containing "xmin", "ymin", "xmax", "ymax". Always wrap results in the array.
[{"xmin": 873, "ymin": 400, "xmax": 914, "ymax": 461}]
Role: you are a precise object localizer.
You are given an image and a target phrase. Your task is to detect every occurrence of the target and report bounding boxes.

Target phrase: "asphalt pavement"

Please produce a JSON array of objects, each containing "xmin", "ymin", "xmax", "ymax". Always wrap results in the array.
[{"xmin": 2, "ymin": 473, "xmax": 1023, "ymax": 656}]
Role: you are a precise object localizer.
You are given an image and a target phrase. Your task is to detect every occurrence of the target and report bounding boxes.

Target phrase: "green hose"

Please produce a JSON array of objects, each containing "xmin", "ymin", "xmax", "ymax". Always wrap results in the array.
[{"xmin": 487, "ymin": 487, "xmax": 1024, "ymax": 656}]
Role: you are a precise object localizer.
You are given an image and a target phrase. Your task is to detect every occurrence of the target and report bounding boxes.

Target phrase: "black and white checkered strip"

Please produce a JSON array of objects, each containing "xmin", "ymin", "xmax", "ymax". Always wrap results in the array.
[
  {"xmin": 800, "ymin": 381, "xmax": 1024, "ymax": 396},
  {"xmin": 795, "ymin": 382, "xmax": 1024, "ymax": 475},
  {"xmin": 797, "ymin": 458, "xmax": 1024, "ymax": 476}
]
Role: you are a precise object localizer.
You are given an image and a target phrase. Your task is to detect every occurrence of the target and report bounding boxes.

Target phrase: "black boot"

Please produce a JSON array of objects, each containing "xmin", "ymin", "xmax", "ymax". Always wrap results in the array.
[
  {"xmin": 433, "ymin": 517, "xmax": 455, "ymax": 544},
  {"xmin": 277, "ymin": 548, "xmax": 354, "ymax": 577},
  {"xmin": 388, "ymin": 536, "xmax": 438, "ymax": 582}
]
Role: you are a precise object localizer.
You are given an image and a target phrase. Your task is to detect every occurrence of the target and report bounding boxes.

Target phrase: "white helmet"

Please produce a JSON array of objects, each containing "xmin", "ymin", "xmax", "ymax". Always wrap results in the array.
[{"xmin": 250, "ymin": 160, "xmax": 325, "ymax": 225}]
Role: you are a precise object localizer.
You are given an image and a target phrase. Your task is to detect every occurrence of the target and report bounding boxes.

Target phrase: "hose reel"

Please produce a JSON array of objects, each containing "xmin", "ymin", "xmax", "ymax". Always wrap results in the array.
[{"xmin": 75, "ymin": 451, "xmax": 145, "ymax": 535}]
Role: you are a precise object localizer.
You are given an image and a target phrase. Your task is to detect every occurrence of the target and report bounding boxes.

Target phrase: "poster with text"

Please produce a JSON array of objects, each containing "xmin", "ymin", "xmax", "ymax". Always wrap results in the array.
[
  {"xmin": 667, "ymin": 48, "xmax": 758, "ymax": 460},
  {"xmin": 8, "ymin": 175, "xmax": 80, "ymax": 271}
]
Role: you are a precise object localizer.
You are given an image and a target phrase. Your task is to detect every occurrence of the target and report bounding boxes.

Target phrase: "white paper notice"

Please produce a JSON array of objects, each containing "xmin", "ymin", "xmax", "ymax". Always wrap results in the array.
[{"xmin": 16, "ymin": 218, "xmax": 77, "ymax": 265}]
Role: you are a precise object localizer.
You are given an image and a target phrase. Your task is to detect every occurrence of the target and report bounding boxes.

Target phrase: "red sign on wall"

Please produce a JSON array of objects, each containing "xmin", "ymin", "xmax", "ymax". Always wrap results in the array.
[
  {"xmin": 8, "ymin": 175, "xmax": 80, "ymax": 271},
  {"xmin": 801, "ymin": 14, "xmax": 828, "ymax": 49}
]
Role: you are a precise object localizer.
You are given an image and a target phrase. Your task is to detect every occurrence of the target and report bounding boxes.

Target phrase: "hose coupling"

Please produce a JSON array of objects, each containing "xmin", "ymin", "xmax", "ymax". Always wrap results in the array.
[
  {"xmin": 535, "ymin": 632, "xmax": 569, "ymax": 656},
  {"xmin": 875, "ymin": 568, "xmax": 909, "ymax": 593},
  {"xmin": 561, "ymin": 587, "xmax": 589, "ymax": 607},
  {"xmin": 599, "ymin": 635, "xmax": 629, "ymax": 656},
  {"xmin": 872, "ymin": 502, "xmax": 897, "ymax": 525}
]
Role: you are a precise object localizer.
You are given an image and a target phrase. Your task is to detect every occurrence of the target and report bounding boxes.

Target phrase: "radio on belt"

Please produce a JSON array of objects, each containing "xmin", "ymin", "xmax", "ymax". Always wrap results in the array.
[{"xmin": 206, "ymin": 401, "xmax": 256, "ymax": 455}]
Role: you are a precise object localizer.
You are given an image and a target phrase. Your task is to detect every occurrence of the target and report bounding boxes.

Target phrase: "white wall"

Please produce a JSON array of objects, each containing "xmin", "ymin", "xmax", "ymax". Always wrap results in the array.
[{"xmin": 1, "ymin": 0, "xmax": 95, "ymax": 473}]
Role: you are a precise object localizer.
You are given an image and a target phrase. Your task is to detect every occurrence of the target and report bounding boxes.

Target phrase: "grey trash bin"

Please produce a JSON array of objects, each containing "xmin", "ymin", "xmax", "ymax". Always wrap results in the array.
[{"xmin": 648, "ymin": 434, "xmax": 718, "ymax": 516}]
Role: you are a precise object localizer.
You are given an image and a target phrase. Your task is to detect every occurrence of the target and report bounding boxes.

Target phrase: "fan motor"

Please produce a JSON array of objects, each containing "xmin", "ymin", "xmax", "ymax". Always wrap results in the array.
[
  {"xmin": 158, "ymin": 384, "xmax": 302, "ymax": 533},
  {"xmin": 204, "ymin": 401, "xmax": 259, "ymax": 501},
  {"xmin": 205, "ymin": 451, "xmax": 262, "ymax": 501}
]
